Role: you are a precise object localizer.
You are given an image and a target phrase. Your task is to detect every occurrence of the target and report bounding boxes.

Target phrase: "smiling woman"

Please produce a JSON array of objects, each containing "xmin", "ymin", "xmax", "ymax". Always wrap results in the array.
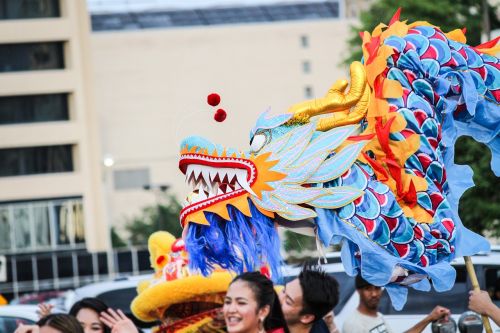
[{"xmin": 223, "ymin": 272, "xmax": 289, "ymax": 333}]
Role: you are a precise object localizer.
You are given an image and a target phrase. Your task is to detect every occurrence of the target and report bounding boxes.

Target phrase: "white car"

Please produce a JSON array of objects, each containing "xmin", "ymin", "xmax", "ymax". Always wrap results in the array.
[
  {"xmin": 283, "ymin": 251, "xmax": 500, "ymax": 333},
  {"xmin": 0, "ymin": 305, "xmax": 39, "ymax": 333}
]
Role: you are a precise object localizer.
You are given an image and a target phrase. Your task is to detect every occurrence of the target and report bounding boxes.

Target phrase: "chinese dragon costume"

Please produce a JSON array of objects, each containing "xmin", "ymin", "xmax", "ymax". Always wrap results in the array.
[
  {"xmin": 131, "ymin": 231, "xmax": 232, "ymax": 332},
  {"xmin": 177, "ymin": 14, "xmax": 499, "ymax": 309}
]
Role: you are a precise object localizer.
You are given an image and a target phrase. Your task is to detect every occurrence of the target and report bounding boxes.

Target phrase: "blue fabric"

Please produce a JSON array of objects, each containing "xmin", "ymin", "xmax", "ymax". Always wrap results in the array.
[
  {"xmin": 316, "ymin": 208, "xmax": 460, "ymax": 310},
  {"xmin": 185, "ymin": 199, "xmax": 283, "ymax": 280}
]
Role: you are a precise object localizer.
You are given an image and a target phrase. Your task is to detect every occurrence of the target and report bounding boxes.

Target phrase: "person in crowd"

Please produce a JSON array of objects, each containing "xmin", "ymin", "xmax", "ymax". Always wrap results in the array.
[
  {"xmin": 68, "ymin": 298, "xmax": 111, "ymax": 333},
  {"xmin": 342, "ymin": 275, "xmax": 451, "ymax": 333},
  {"xmin": 279, "ymin": 264, "xmax": 339, "ymax": 333},
  {"xmin": 468, "ymin": 289, "xmax": 500, "ymax": 326},
  {"xmin": 14, "ymin": 313, "xmax": 84, "ymax": 333},
  {"xmin": 223, "ymin": 271, "xmax": 289, "ymax": 333},
  {"xmin": 38, "ymin": 297, "xmax": 139, "ymax": 333},
  {"xmin": 70, "ymin": 298, "xmax": 139, "ymax": 333}
]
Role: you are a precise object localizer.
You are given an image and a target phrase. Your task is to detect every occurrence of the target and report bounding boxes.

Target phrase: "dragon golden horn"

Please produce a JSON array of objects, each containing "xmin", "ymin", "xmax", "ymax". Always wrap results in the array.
[
  {"xmin": 317, "ymin": 82, "xmax": 370, "ymax": 131},
  {"xmin": 288, "ymin": 61, "xmax": 368, "ymax": 123}
]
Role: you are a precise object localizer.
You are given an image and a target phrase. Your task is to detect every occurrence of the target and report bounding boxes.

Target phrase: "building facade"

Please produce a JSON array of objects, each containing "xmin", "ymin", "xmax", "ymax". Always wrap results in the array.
[{"xmin": 0, "ymin": 0, "xmax": 109, "ymax": 256}]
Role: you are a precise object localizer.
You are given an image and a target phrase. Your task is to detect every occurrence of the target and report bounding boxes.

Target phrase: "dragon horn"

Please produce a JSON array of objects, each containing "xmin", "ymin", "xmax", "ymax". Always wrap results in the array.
[
  {"xmin": 317, "ymin": 83, "xmax": 370, "ymax": 131},
  {"xmin": 288, "ymin": 61, "xmax": 368, "ymax": 126}
]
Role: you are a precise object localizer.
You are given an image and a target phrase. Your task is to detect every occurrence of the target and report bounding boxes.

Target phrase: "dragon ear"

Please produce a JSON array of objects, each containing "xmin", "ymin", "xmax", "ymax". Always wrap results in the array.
[{"xmin": 288, "ymin": 61, "xmax": 369, "ymax": 130}]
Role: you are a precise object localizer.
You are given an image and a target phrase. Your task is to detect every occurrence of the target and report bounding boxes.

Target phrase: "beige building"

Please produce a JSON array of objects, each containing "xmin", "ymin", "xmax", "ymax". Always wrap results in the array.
[
  {"xmin": 0, "ymin": 0, "xmax": 109, "ymax": 254},
  {"xmin": 89, "ymin": 5, "xmax": 356, "ymax": 234}
]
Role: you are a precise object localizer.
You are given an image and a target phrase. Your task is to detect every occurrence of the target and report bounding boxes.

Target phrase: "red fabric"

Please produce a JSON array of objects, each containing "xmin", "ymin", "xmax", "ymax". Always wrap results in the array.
[
  {"xmin": 374, "ymin": 117, "xmax": 417, "ymax": 206},
  {"xmin": 214, "ymin": 109, "xmax": 227, "ymax": 122},
  {"xmin": 475, "ymin": 35, "xmax": 500, "ymax": 50},
  {"xmin": 347, "ymin": 133, "xmax": 375, "ymax": 142},
  {"xmin": 156, "ymin": 255, "xmax": 166, "ymax": 265},
  {"xmin": 389, "ymin": 8, "xmax": 401, "ymax": 26},
  {"xmin": 362, "ymin": 152, "xmax": 389, "ymax": 181},
  {"xmin": 207, "ymin": 93, "xmax": 221, "ymax": 106},
  {"xmin": 267, "ymin": 328, "xmax": 286, "ymax": 333},
  {"xmin": 364, "ymin": 36, "xmax": 381, "ymax": 65}
]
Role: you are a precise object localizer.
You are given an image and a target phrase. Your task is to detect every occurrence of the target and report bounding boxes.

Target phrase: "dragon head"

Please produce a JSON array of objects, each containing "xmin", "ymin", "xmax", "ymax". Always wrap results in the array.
[{"xmin": 178, "ymin": 62, "xmax": 371, "ymax": 278}]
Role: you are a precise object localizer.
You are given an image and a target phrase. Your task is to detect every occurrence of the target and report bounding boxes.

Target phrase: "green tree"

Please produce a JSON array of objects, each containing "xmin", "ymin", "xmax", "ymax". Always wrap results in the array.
[
  {"xmin": 124, "ymin": 194, "xmax": 183, "ymax": 245},
  {"xmin": 111, "ymin": 227, "xmax": 127, "ymax": 248},
  {"xmin": 456, "ymin": 137, "xmax": 500, "ymax": 237},
  {"xmin": 283, "ymin": 230, "xmax": 316, "ymax": 253},
  {"xmin": 343, "ymin": 0, "xmax": 499, "ymax": 65},
  {"xmin": 343, "ymin": 0, "xmax": 500, "ymax": 236}
]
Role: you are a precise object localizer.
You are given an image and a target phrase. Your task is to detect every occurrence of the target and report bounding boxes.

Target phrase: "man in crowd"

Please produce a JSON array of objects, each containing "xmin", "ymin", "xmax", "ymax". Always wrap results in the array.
[
  {"xmin": 343, "ymin": 275, "xmax": 451, "ymax": 333},
  {"xmin": 280, "ymin": 265, "xmax": 340, "ymax": 333}
]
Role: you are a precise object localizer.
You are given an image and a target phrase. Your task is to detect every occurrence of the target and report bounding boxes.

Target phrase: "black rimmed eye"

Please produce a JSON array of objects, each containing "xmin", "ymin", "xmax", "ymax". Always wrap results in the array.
[{"xmin": 250, "ymin": 129, "xmax": 271, "ymax": 153}]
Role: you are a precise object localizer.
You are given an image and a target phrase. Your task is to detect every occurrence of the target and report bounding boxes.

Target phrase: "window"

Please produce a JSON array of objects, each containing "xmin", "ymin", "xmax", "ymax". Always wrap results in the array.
[
  {"xmin": 0, "ymin": 144, "xmax": 73, "ymax": 177},
  {"xmin": 13, "ymin": 205, "xmax": 30, "ymax": 249},
  {"xmin": 304, "ymin": 86, "xmax": 313, "ymax": 98},
  {"xmin": 0, "ymin": 42, "xmax": 64, "ymax": 73},
  {"xmin": 300, "ymin": 35, "xmax": 309, "ymax": 48},
  {"xmin": 0, "ymin": 198, "xmax": 84, "ymax": 252},
  {"xmin": 302, "ymin": 60, "xmax": 311, "ymax": 74},
  {"xmin": 113, "ymin": 168, "xmax": 150, "ymax": 190},
  {"xmin": 0, "ymin": 0, "xmax": 60, "ymax": 19},
  {"xmin": 0, "ymin": 208, "xmax": 10, "ymax": 250},
  {"xmin": 91, "ymin": 2, "xmax": 341, "ymax": 31},
  {"xmin": 0, "ymin": 93, "xmax": 69, "ymax": 125}
]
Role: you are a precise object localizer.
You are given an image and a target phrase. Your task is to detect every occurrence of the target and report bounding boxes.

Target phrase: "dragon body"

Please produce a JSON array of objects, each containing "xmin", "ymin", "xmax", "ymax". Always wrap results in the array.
[{"xmin": 178, "ymin": 18, "xmax": 499, "ymax": 308}]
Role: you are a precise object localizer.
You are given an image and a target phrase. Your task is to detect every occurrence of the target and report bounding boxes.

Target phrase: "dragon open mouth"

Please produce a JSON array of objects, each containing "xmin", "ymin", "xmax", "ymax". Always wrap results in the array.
[{"xmin": 179, "ymin": 152, "xmax": 257, "ymax": 226}]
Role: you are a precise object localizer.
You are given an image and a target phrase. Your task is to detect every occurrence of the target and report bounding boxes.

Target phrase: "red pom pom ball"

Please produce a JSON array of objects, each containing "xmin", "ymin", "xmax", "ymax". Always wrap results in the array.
[
  {"xmin": 214, "ymin": 109, "xmax": 227, "ymax": 122},
  {"xmin": 207, "ymin": 93, "xmax": 221, "ymax": 107}
]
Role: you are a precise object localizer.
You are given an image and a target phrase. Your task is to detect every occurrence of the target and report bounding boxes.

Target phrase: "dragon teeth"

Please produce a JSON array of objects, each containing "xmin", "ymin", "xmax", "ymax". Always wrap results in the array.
[
  {"xmin": 218, "ymin": 169, "xmax": 228, "ymax": 181},
  {"xmin": 198, "ymin": 189, "xmax": 208, "ymax": 200},
  {"xmin": 201, "ymin": 169, "xmax": 210, "ymax": 187},
  {"xmin": 209, "ymin": 169, "xmax": 218, "ymax": 182},
  {"xmin": 226, "ymin": 169, "xmax": 236, "ymax": 182},
  {"xmin": 186, "ymin": 165, "xmax": 194, "ymax": 181},
  {"xmin": 184, "ymin": 164, "xmax": 254, "ymax": 204},
  {"xmin": 236, "ymin": 169, "xmax": 256, "ymax": 196},
  {"xmin": 193, "ymin": 165, "xmax": 202, "ymax": 180}
]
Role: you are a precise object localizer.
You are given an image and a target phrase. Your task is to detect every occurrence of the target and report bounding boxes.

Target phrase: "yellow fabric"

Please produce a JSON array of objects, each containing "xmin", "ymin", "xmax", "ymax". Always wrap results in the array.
[
  {"xmin": 131, "ymin": 272, "xmax": 232, "ymax": 322},
  {"xmin": 476, "ymin": 46, "xmax": 500, "ymax": 56},
  {"xmin": 445, "ymin": 29, "xmax": 467, "ymax": 44},
  {"xmin": 131, "ymin": 231, "xmax": 233, "ymax": 323}
]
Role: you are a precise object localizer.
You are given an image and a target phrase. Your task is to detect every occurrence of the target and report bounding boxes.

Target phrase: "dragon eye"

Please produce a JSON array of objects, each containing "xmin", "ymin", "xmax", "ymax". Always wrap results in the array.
[{"xmin": 250, "ymin": 133, "xmax": 267, "ymax": 153}]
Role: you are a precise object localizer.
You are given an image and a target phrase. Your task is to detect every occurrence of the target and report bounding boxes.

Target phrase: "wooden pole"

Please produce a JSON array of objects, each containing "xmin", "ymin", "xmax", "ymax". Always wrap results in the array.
[{"xmin": 464, "ymin": 256, "xmax": 492, "ymax": 333}]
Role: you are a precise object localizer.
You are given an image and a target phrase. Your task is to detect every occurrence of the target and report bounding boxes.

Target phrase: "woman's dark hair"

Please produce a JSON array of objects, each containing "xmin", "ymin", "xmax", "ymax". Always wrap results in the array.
[
  {"xmin": 37, "ymin": 314, "xmax": 84, "ymax": 333},
  {"xmin": 231, "ymin": 272, "xmax": 289, "ymax": 333},
  {"xmin": 69, "ymin": 297, "xmax": 111, "ymax": 333}
]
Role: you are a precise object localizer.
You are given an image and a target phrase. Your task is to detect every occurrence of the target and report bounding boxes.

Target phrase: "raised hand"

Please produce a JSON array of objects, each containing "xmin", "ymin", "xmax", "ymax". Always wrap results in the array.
[
  {"xmin": 100, "ymin": 308, "xmax": 139, "ymax": 333},
  {"xmin": 37, "ymin": 303, "xmax": 53, "ymax": 318}
]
